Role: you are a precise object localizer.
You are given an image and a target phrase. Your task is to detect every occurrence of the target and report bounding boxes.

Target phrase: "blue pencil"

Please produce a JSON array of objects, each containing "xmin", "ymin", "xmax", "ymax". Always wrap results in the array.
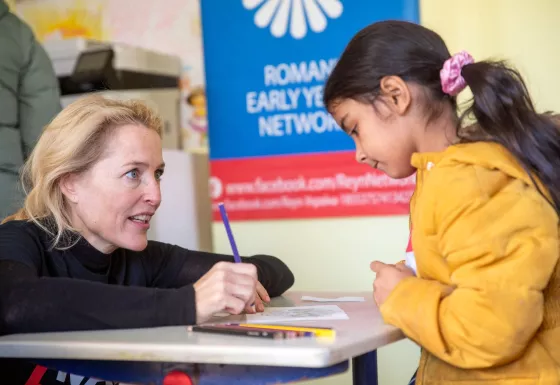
[{"xmin": 218, "ymin": 202, "xmax": 242, "ymax": 263}]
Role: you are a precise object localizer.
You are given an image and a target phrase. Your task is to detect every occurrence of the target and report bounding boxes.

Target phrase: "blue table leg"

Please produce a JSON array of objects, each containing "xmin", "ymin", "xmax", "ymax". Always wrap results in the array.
[{"xmin": 352, "ymin": 350, "xmax": 378, "ymax": 385}]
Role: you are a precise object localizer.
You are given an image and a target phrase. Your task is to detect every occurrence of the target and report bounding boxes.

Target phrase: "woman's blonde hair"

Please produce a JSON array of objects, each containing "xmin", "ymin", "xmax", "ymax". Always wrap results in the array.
[{"xmin": 1, "ymin": 94, "xmax": 163, "ymax": 248}]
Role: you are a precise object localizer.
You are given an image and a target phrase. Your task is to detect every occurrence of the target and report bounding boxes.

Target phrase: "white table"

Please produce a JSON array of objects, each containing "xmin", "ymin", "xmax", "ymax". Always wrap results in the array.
[{"xmin": 0, "ymin": 291, "xmax": 405, "ymax": 385}]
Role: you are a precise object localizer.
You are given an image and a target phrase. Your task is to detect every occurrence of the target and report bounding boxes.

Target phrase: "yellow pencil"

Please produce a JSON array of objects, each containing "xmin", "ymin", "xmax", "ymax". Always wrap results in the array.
[{"xmin": 237, "ymin": 324, "xmax": 336, "ymax": 338}]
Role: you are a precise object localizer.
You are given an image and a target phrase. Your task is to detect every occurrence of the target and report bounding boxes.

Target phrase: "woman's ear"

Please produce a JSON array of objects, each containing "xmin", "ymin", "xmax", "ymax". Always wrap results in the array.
[
  {"xmin": 59, "ymin": 174, "xmax": 79, "ymax": 204},
  {"xmin": 379, "ymin": 75, "xmax": 411, "ymax": 116}
]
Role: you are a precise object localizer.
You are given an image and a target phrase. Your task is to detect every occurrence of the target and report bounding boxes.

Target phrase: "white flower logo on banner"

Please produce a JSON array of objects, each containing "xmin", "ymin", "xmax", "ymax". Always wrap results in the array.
[{"xmin": 242, "ymin": 0, "xmax": 343, "ymax": 39}]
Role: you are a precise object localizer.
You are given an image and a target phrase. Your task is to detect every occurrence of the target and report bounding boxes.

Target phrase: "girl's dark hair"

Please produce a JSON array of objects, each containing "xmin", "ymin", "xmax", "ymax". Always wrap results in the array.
[{"xmin": 324, "ymin": 20, "xmax": 560, "ymax": 215}]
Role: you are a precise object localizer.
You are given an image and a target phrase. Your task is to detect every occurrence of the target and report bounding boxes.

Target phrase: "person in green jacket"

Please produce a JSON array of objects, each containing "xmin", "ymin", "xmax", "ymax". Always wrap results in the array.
[{"xmin": 0, "ymin": 0, "xmax": 61, "ymax": 219}]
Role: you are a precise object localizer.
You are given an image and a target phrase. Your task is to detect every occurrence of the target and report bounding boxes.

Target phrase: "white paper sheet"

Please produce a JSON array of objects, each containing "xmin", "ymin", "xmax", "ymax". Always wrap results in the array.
[
  {"xmin": 301, "ymin": 296, "xmax": 365, "ymax": 302},
  {"xmin": 244, "ymin": 305, "xmax": 349, "ymax": 323}
]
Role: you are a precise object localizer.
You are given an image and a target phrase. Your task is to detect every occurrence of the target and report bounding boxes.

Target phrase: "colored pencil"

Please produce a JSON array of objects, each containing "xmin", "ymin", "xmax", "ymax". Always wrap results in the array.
[
  {"xmin": 188, "ymin": 325, "xmax": 310, "ymax": 339},
  {"xmin": 230, "ymin": 323, "xmax": 336, "ymax": 338},
  {"xmin": 217, "ymin": 203, "xmax": 241, "ymax": 263}
]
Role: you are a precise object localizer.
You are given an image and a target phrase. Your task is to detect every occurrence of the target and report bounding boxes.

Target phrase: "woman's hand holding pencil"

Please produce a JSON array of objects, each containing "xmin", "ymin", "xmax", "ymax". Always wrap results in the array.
[
  {"xmin": 193, "ymin": 261, "xmax": 259, "ymax": 323},
  {"xmin": 215, "ymin": 202, "xmax": 270, "ymax": 316},
  {"xmin": 248, "ymin": 281, "xmax": 271, "ymax": 313}
]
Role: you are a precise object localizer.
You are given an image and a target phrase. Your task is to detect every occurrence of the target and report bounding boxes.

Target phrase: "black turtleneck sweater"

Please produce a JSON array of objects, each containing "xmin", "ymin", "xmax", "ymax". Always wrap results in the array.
[{"xmin": 0, "ymin": 220, "xmax": 295, "ymax": 335}]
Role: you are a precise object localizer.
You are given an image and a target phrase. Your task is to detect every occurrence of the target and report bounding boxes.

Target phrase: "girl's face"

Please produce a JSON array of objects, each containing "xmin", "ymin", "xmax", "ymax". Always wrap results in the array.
[{"xmin": 330, "ymin": 97, "xmax": 417, "ymax": 179}]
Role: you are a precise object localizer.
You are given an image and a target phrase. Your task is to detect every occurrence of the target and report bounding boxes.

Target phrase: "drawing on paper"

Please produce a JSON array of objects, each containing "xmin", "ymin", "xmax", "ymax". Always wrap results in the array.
[{"xmin": 245, "ymin": 305, "xmax": 349, "ymax": 323}]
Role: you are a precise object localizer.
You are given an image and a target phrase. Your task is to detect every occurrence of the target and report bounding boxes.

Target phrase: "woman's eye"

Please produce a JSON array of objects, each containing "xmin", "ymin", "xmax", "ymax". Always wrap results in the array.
[
  {"xmin": 155, "ymin": 169, "xmax": 164, "ymax": 181},
  {"xmin": 126, "ymin": 169, "xmax": 139, "ymax": 179}
]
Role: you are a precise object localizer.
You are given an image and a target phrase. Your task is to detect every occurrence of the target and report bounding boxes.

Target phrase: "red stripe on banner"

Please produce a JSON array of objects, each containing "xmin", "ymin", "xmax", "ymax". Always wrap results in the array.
[
  {"xmin": 25, "ymin": 365, "xmax": 47, "ymax": 385},
  {"xmin": 210, "ymin": 151, "xmax": 415, "ymax": 221}
]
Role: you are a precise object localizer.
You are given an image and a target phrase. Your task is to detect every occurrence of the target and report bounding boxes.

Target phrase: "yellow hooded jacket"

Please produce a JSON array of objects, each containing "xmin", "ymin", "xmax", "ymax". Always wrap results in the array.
[{"xmin": 381, "ymin": 142, "xmax": 560, "ymax": 384}]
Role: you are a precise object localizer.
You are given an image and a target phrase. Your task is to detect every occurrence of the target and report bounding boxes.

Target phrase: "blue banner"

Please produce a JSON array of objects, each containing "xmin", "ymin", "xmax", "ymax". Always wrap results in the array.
[{"xmin": 201, "ymin": 0, "xmax": 419, "ymax": 161}]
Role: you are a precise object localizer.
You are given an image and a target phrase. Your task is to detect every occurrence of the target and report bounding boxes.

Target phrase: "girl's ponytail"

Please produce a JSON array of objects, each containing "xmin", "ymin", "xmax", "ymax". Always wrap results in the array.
[{"xmin": 451, "ymin": 56, "xmax": 560, "ymax": 214}]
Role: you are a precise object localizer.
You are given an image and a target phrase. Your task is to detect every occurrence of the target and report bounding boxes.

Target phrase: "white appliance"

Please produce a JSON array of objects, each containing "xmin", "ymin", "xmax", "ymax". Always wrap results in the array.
[
  {"xmin": 152, "ymin": 150, "xmax": 213, "ymax": 252},
  {"xmin": 43, "ymin": 38, "xmax": 182, "ymax": 150},
  {"xmin": 43, "ymin": 38, "xmax": 213, "ymax": 252}
]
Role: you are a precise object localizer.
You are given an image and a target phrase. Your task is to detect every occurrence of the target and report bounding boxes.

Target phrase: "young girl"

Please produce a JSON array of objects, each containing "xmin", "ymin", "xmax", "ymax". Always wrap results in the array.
[{"xmin": 324, "ymin": 21, "xmax": 560, "ymax": 384}]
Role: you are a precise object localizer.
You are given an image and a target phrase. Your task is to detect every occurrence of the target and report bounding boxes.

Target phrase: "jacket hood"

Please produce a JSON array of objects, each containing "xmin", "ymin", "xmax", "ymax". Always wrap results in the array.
[
  {"xmin": 445, "ymin": 142, "xmax": 533, "ymax": 185},
  {"xmin": 412, "ymin": 141, "xmax": 534, "ymax": 187}
]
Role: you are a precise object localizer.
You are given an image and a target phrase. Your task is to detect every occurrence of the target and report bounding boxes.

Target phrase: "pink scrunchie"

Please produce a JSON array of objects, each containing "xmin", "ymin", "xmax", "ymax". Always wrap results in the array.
[{"xmin": 440, "ymin": 51, "xmax": 474, "ymax": 96}]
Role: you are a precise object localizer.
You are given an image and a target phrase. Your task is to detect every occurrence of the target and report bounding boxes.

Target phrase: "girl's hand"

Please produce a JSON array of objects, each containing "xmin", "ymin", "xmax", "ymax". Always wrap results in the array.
[{"xmin": 370, "ymin": 261, "xmax": 415, "ymax": 306}]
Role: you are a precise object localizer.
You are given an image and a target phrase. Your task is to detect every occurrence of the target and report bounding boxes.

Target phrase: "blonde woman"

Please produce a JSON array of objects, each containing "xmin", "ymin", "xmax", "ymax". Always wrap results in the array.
[{"xmin": 0, "ymin": 95, "xmax": 294, "ymax": 384}]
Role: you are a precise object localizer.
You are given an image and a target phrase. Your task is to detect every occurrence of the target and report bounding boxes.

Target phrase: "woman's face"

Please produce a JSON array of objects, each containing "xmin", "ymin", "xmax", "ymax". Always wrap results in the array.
[{"xmin": 62, "ymin": 124, "xmax": 165, "ymax": 253}]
